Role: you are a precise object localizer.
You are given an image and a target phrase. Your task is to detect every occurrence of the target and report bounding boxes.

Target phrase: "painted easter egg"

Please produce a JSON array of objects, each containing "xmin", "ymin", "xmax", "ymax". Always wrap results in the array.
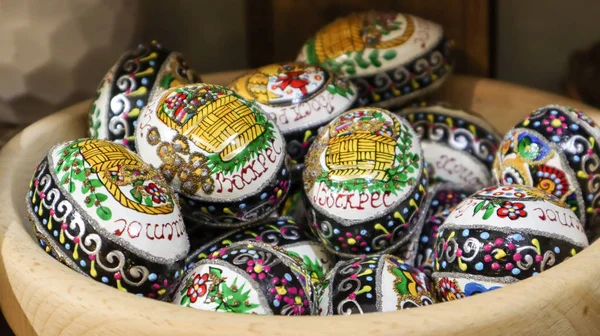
[
  {"xmin": 399, "ymin": 104, "xmax": 501, "ymax": 190},
  {"xmin": 135, "ymin": 84, "xmax": 292, "ymax": 228},
  {"xmin": 319, "ymin": 254, "xmax": 436, "ymax": 315},
  {"xmin": 230, "ymin": 62, "xmax": 357, "ymax": 172},
  {"xmin": 493, "ymin": 105, "xmax": 600, "ymax": 239},
  {"xmin": 432, "ymin": 184, "xmax": 589, "ymax": 301},
  {"xmin": 26, "ymin": 139, "xmax": 190, "ymax": 299},
  {"xmin": 395, "ymin": 183, "xmax": 473, "ymax": 274},
  {"xmin": 173, "ymin": 241, "xmax": 316, "ymax": 315},
  {"xmin": 303, "ymin": 107, "xmax": 428, "ymax": 257},
  {"xmin": 185, "ymin": 217, "xmax": 335, "ymax": 284},
  {"xmin": 297, "ymin": 11, "xmax": 453, "ymax": 108},
  {"xmin": 89, "ymin": 40, "xmax": 200, "ymax": 151}
]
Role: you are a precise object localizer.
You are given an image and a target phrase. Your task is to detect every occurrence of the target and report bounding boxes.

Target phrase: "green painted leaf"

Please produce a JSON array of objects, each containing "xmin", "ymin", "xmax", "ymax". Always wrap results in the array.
[
  {"xmin": 209, "ymin": 267, "xmax": 223, "ymax": 278},
  {"xmin": 180, "ymin": 295, "xmax": 191, "ymax": 307},
  {"xmin": 160, "ymin": 73, "xmax": 175, "ymax": 89},
  {"xmin": 60, "ymin": 174, "xmax": 69, "ymax": 184},
  {"xmin": 369, "ymin": 49, "xmax": 381, "ymax": 67},
  {"xmin": 287, "ymin": 250, "xmax": 301, "ymax": 259},
  {"xmin": 383, "ymin": 50, "xmax": 397, "ymax": 60},
  {"xmin": 473, "ymin": 201, "xmax": 486, "ymax": 214},
  {"xmin": 85, "ymin": 194, "xmax": 96, "ymax": 208},
  {"xmin": 144, "ymin": 196, "xmax": 153, "ymax": 206},
  {"xmin": 354, "ymin": 51, "xmax": 370, "ymax": 69},
  {"xmin": 96, "ymin": 193, "xmax": 108, "ymax": 202},
  {"xmin": 81, "ymin": 185, "xmax": 89, "ymax": 194},
  {"xmin": 130, "ymin": 189, "xmax": 142, "ymax": 203},
  {"xmin": 483, "ymin": 205, "xmax": 495, "ymax": 220},
  {"xmin": 89, "ymin": 179, "xmax": 103, "ymax": 187},
  {"xmin": 96, "ymin": 206, "xmax": 112, "ymax": 220},
  {"xmin": 68, "ymin": 181, "xmax": 76, "ymax": 193}
]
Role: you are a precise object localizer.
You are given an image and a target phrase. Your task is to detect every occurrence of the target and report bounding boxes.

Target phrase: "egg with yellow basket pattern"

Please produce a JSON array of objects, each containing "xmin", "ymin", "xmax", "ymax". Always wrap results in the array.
[
  {"xmin": 26, "ymin": 139, "xmax": 190, "ymax": 299},
  {"xmin": 297, "ymin": 11, "xmax": 453, "ymax": 108},
  {"xmin": 135, "ymin": 84, "xmax": 291, "ymax": 228},
  {"xmin": 303, "ymin": 107, "xmax": 428, "ymax": 257}
]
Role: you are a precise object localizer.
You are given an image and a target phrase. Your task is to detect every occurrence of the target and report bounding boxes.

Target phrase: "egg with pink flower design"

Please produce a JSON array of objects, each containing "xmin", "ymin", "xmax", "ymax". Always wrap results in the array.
[
  {"xmin": 319, "ymin": 254, "xmax": 436, "ymax": 315},
  {"xmin": 172, "ymin": 241, "xmax": 316, "ymax": 315},
  {"xmin": 493, "ymin": 105, "xmax": 600, "ymax": 240},
  {"xmin": 432, "ymin": 184, "xmax": 589, "ymax": 301}
]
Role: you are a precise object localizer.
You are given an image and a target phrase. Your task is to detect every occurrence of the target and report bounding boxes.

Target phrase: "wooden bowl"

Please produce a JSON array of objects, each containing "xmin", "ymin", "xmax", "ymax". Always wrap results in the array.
[{"xmin": 1, "ymin": 73, "xmax": 600, "ymax": 336}]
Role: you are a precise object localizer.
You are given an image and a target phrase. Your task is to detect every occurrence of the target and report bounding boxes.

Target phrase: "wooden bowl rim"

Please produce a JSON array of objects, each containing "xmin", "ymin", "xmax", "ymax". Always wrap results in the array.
[{"xmin": 1, "ymin": 74, "xmax": 600, "ymax": 336}]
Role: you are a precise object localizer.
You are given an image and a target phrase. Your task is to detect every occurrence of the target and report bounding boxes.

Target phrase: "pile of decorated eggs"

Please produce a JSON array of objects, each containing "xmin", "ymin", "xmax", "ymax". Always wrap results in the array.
[{"xmin": 24, "ymin": 11, "xmax": 599, "ymax": 319}]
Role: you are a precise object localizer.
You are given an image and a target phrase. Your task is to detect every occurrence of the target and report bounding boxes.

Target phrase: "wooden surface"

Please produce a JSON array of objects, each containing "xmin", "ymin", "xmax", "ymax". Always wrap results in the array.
[
  {"xmin": 247, "ymin": 0, "xmax": 491, "ymax": 76},
  {"xmin": 1, "ymin": 74, "xmax": 600, "ymax": 336}
]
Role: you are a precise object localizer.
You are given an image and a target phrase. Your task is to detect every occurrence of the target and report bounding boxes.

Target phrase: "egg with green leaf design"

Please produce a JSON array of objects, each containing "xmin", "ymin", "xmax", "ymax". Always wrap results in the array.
[
  {"xmin": 319, "ymin": 254, "xmax": 436, "ymax": 315},
  {"xmin": 173, "ymin": 241, "xmax": 316, "ymax": 315},
  {"xmin": 297, "ymin": 12, "xmax": 453, "ymax": 108},
  {"xmin": 303, "ymin": 107, "xmax": 428, "ymax": 257},
  {"xmin": 185, "ymin": 216, "xmax": 335, "ymax": 285},
  {"xmin": 26, "ymin": 138, "xmax": 189, "ymax": 300}
]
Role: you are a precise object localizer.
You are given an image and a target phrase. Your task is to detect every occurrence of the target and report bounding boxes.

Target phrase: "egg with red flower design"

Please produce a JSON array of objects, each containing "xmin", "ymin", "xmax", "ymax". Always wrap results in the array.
[
  {"xmin": 493, "ymin": 105, "xmax": 600, "ymax": 240},
  {"xmin": 432, "ymin": 184, "xmax": 588, "ymax": 301},
  {"xmin": 26, "ymin": 139, "xmax": 190, "ymax": 300},
  {"xmin": 173, "ymin": 241, "xmax": 316, "ymax": 315}
]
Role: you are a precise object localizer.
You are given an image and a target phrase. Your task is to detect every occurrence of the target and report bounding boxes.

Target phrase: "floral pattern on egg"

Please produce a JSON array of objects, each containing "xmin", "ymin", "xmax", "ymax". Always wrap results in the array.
[
  {"xmin": 297, "ymin": 12, "xmax": 453, "ymax": 108},
  {"xmin": 432, "ymin": 184, "xmax": 589, "ymax": 301},
  {"xmin": 230, "ymin": 62, "xmax": 358, "ymax": 173},
  {"xmin": 27, "ymin": 139, "xmax": 189, "ymax": 299},
  {"xmin": 173, "ymin": 241, "xmax": 316, "ymax": 315},
  {"xmin": 319, "ymin": 255, "xmax": 436, "ymax": 315},
  {"xmin": 303, "ymin": 108, "xmax": 428, "ymax": 257},
  {"xmin": 494, "ymin": 105, "xmax": 600, "ymax": 239}
]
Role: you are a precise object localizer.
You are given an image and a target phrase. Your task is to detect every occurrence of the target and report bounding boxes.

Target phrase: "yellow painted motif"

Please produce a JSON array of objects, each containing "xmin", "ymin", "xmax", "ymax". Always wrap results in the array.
[
  {"xmin": 75, "ymin": 140, "xmax": 174, "ymax": 215},
  {"xmin": 158, "ymin": 92, "xmax": 264, "ymax": 162},
  {"xmin": 312, "ymin": 12, "xmax": 415, "ymax": 63}
]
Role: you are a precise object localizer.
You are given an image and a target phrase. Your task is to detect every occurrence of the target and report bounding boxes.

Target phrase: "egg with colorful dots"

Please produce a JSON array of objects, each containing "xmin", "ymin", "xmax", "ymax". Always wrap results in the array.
[
  {"xmin": 432, "ymin": 185, "xmax": 588, "ymax": 301},
  {"xmin": 319, "ymin": 254, "xmax": 436, "ymax": 315},
  {"xmin": 135, "ymin": 84, "xmax": 292, "ymax": 228},
  {"xmin": 173, "ymin": 241, "xmax": 316, "ymax": 315},
  {"xmin": 494, "ymin": 105, "xmax": 600, "ymax": 240},
  {"xmin": 398, "ymin": 104, "xmax": 501, "ymax": 190},
  {"xmin": 303, "ymin": 107, "xmax": 428, "ymax": 257},
  {"xmin": 26, "ymin": 139, "xmax": 190, "ymax": 299},
  {"xmin": 89, "ymin": 41, "xmax": 200, "ymax": 151},
  {"xmin": 396, "ymin": 183, "xmax": 473, "ymax": 275},
  {"xmin": 185, "ymin": 216, "xmax": 335, "ymax": 285}
]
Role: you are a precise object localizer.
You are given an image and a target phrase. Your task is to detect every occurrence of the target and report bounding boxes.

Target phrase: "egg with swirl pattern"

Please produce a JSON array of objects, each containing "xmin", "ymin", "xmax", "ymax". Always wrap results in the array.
[
  {"xmin": 319, "ymin": 254, "xmax": 436, "ymax": 315},
  {"xmin": 432, "ymin": 185, "xmax": 588, "ymax": 301},
  {"xmin": 493, "ymin": 105, "xmax": 600, "ymax": 240},
  {"xmin": 26, "ymin": 139, "xmax": 190, "ymax": 299},
  {"xmin": 89, "ymin": 40, "xmax": 200, "ymax": 151},
  {"xmin": 398, "ymin": 104, "xmax": 501, "ymax": 190}
]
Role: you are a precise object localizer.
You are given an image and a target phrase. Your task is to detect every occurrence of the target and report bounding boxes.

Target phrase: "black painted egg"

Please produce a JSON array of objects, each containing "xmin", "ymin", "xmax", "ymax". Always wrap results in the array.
[{"xmin": 89, "ymin": 40, "xmax": 200, "ymax": 151}]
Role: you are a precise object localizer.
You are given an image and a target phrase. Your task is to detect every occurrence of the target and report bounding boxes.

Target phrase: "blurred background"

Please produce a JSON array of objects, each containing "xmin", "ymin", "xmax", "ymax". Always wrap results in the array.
[{"xmin": 2, "ymin": 0, "xmax": 600, "ymax": 131}]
